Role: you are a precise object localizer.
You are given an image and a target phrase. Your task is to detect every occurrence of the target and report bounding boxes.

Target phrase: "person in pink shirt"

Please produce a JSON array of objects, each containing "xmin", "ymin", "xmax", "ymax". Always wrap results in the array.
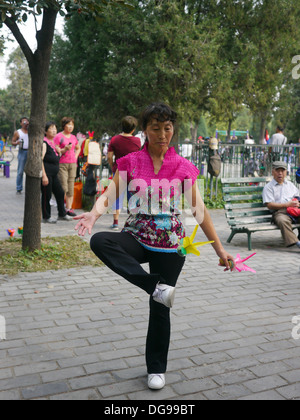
[
  {"xmin": 41, "ymin": 122, "xmax": 73, "ymax": 223},
  {"xmin": 54, "ymin": 117, "xmax": 80, "ymax": 217},
  {"xmin": 107, "ymin": 116, "xmax": 141, "ymax": 230},
  {"xmin": 74, "ymin": 103, "xmax": 234, "ymax": 391}
]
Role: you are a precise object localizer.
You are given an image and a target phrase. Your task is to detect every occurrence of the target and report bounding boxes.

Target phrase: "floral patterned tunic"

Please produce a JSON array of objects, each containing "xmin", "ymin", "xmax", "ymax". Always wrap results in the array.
[{"xmin": 117, "ymin": 143, "xmax": 200, "ymax": 253}]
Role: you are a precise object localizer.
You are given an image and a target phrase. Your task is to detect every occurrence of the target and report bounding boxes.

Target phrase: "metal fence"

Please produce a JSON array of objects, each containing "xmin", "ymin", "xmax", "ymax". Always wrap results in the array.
[
  {"xmin": 78, "ymin": 141, "xmax": 300, "ymax": 206},
  {"xmin": 192, "ymin": 143, "xmax": 300, "ymax": 183}
]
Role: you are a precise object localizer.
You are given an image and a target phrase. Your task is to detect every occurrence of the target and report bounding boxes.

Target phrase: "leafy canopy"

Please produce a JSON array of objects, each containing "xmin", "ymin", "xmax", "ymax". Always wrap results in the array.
[{"xmin": 0, "ymin": 0, "xmax": 127, "ymax": 23}]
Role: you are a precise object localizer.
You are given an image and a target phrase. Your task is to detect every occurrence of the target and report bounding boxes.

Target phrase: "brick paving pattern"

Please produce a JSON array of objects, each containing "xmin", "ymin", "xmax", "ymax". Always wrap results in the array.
[{"xmin": 0, "ymin": 153, "xmax": 300, "ymax": 400}]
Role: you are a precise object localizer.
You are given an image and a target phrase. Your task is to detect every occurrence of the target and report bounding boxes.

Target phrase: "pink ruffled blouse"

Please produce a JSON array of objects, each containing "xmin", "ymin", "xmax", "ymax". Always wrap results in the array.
[{"xmin": 117, "ymin": 143, "xmax": 200, "ymax": 253}]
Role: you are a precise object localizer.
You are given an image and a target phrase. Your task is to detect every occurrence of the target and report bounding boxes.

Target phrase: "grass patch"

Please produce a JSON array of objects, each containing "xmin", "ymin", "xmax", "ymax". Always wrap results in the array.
[{"xmin": 0, "ymin": 236, "xmax": 103, "ymax": 276}]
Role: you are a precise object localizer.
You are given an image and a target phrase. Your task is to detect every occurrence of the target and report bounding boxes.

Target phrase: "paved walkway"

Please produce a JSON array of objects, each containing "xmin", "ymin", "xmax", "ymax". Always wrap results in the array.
[{"xmin": 0, "ymin": 154, "xmax": 300, "ymax": 400}]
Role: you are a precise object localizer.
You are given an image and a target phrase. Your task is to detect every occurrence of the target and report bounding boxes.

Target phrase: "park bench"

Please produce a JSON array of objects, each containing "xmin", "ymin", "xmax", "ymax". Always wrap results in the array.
[{"xmin": 221, "ymin": 176, "xmax": 300, "ymax": 250}]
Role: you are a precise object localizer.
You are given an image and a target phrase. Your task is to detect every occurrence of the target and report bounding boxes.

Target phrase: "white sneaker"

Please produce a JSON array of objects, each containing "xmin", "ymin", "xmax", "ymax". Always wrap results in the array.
[
  {"xmin": 148, "ymin": 374, "xmax": 165, "ymax": 390},
  {"xmin": 43, "ymin": 218, "xmax": 57, "ymax": 224},
  {"xmin": 58, "ymin": 215, "xmax": 73, "ymax": 221},
  {"xmin": 152, "ymin": 284, "xmax": 175, "ymax": 308}
]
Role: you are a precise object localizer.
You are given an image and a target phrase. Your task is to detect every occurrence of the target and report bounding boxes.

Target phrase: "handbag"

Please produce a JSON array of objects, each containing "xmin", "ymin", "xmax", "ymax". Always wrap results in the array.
[
  {"xmin": 208, "ymin": 153, "xmax": 221, "ymax": 177},
  {"xmin": 287, "ymin": 198, "xmax": 300, "ymax": 218},
  {"xmin": 83, "ymin": 165, "xmax": 97, "ymax": 196}
]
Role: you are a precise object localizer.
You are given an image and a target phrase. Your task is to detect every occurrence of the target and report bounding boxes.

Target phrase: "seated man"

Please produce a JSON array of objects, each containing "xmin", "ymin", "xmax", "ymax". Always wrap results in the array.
[{"xmin": 263, "ymin": 161, "xmax": 300, "ymax": 248}]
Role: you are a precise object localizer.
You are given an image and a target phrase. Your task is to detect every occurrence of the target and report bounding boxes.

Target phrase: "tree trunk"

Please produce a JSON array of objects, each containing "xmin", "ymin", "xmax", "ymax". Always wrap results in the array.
[
  {"xmin": 227, "ymin": 119, "xmax": 232, "ymax": 142},
  {"xmin": 22, "ymin": 9, "xmax": 57, "ymax": 251},
  {"xmin": 5, "ymin": 7, "xmax": 57, "ymax": 251},
  {"xmin": 22, "ymin": 176, "xmax": 43, "ymax": 250},
  {"xmin": 259, "ymin": 116, "xmax": 266, "ymax": 145},
  {"xmin": 190, "ymin": 121, "xmax": 199, "ymax": 143},
  {"xmin": 22, "ymin": 78, "xmax": 48, "ymax": 250}
]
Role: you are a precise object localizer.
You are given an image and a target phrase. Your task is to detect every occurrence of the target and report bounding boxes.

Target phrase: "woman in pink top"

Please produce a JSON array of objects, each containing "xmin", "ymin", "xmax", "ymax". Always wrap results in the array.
[
  {"xmin": 74, "ymin": 103, "xmax": 234, "ymax": 390},
  {"xmin": 54, "ymin": 117, "xmax": 80, "ymax": 217}
]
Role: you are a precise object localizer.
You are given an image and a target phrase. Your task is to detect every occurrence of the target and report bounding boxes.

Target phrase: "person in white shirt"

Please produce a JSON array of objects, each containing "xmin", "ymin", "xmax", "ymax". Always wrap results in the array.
[
  {"xmin": 12, "ymin": 117, "xmax": 29, "ymax": 194},
  {"xmin": 269, "ymin": 126, "xmax": 287, "ymax": 160},
  {"xmin": 263, "ymin": 161, "xmax": 300, "ymax": 248},
  {"xmin": 181, "ymin": 138, "xmax": 193, "ymax": 160}
]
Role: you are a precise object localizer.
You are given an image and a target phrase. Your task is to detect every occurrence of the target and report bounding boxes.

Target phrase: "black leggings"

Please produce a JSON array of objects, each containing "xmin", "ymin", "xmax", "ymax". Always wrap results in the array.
[
  {"xmin": 41, "ymin": 172, "xmax": 66, "ymax": 220},
  {"xmin": 90, "ymin": 231, "xmax": 185, "ymax": 374}
]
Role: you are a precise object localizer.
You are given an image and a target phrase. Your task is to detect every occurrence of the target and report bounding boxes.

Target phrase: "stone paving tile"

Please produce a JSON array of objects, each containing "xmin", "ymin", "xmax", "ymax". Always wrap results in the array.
[{"xmin": 1, "ymin": 158, "xmax": 300, "ymax": 400}]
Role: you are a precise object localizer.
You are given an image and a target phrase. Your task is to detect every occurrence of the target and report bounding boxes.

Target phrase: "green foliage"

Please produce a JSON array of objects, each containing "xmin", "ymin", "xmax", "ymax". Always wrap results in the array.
[
  {"xmin": 0, "ymin": 0, "xmax": 128, "ymax": 25},
  {"xmin": 46, "ymin": 0, "xmax": 300, "ymax": 139},
  {"xmin": 204, "ymin": 195, "xmax": 225, "ymax": 210},
  {"xmin": 48, "ymin": 0, "xmax": 221, "ymax": 134},
  {"xmin": 272, "ymin": 77, "xmax": 300, "ymax": 142},
  {"xmin": 0, "ymin": 47, "xmax": 32, "ymax": 136},
  {"xmin": 2, "ymin": 0, "xmax": 300, "ymax": 141},
  {"xmin": 1, "ymin": 0, "xmax": 128, "ymax": 252},
  {"xmin": 202, "ymin": 177, "xmax": 225, "ymax": 209}
]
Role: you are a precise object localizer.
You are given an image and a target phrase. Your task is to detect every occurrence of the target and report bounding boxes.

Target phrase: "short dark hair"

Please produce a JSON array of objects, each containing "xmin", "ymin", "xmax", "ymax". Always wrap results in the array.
[
  {"xmin": 20, "ymin": 117, "xmax": 29, "ymax": 123},
  {"xmin": 277, "ymin": 125, "xmax": 284, "ymax": 132},
  {"xmin": 121, "ymin": 116, "xmax": 138, "ymax": 134},
  {"xmin": 61, "ymin": 117, "xmax": 74, "ymax": 130},
  {"xmin": 45, "ymin": 121, "xmax": 57, "ymax": 133},
  {"xmin": 140, "ymin": 103, "xmax": 177, "ymax": 131}
]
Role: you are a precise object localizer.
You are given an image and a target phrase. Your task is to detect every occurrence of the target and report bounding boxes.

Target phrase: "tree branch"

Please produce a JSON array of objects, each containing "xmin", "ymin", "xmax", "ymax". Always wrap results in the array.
[
  {"xmin": 36, "ymin": 6, "xmax": 58, "ymax": 53},
  {"xmin": 4, "ymin": 18, "xmax": 34, "ymax": 71}
]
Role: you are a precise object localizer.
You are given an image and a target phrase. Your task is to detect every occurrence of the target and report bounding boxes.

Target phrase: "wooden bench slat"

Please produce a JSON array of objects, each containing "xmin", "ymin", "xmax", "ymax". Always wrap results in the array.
[
  {"xmin": 231, "ymin": 224, "xmax": 300, "ymax": 232},
  {"xmin": 227, "ymin": 217, "xmax": 273, "ymax": 226},
  {"xmin": 251, "ymin": 224, "xmax": 300, "ymax": 231},
  {"xmin": 231, "ymin": 225, "xmax": 278, "ymax": 232},
  {"xmin": 226, "ymin": 210, "xmax": 271, "ymax": 218},
  {"xmin": 222, "ymin": 177, "xmax": 272, "ymax": 184},
  {"xmin": 224, "ymin": 194, "xmax": 263, "ymax": 201},
  {"xmin": 225, "ymin": 202, "xmax": 265, "ymax": 210},
  {"xmin": 223, "ymin": 186, "xmax": 264, "ymax": 194}
]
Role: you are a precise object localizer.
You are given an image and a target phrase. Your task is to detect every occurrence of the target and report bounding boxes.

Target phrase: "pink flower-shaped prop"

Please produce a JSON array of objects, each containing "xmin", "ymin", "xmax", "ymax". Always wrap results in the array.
[
  {"xmin": 220, "ymin": 253, "xmax": 256, "ymax": 273},
  {"xmin": 234, "ymin": 253, "xmax": 256, "ymax": 273}
]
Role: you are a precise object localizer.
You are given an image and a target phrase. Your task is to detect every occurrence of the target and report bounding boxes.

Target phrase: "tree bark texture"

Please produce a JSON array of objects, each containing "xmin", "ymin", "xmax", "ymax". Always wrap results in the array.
[
  {"xmin": 5, "ymin": 7, "xmax": 58, "ymax": 251},
  {"xmin": 259, "ymin": 116, "xmax": 266, "ymax": 145},
  {"xmin": 22, "ymin": 176, "xmax": 43, "ymax": 251}
]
